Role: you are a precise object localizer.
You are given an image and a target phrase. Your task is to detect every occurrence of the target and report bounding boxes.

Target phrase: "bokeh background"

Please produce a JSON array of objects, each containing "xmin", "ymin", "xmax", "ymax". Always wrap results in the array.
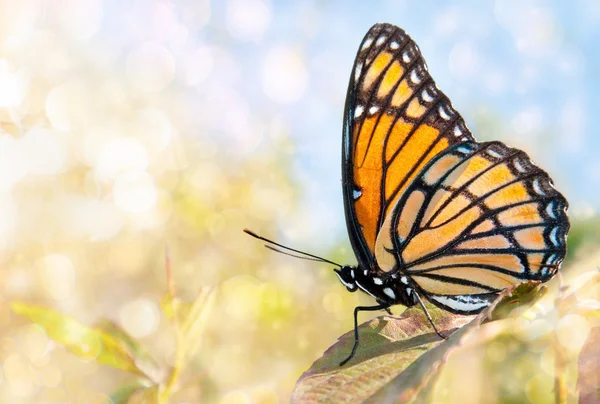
[{"xmin": 0, "ymin": 0, "xmax": 599, "ymax": 403}]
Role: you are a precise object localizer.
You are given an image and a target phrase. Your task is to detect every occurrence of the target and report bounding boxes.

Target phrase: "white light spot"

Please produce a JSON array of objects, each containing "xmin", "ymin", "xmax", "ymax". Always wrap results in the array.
[
  {"xmin": 180, "ymin": 46, "xmax": 213, "ymax": 86},
  {"xmin": 383, "ymin": 287, "xmax": 395, "ymax": 299},
  {"xmin": 409, "ymin": 69, "xmax": 421, "ymax": 84},
  {"xmin": 390, "ymin": 41, "xmax": 400, "ymax": 50},
  {"xmin": 363, "ymin": 270, "xmax": 368, "ymax": 276},
  {"xmin": 512, "ymin": 108, "xmax": 543, "ymax": 136},
  {"xmin": 0, "ymin": 59, "xmax": 27, "ymax": 108},
  {"xmin": 126, "ymin": 42, "xmax": 175, "ymax": 93},
  {"xmin": 400, "ymin": 276, "xmax": 408, "ymax": 284},
  {"xmin": 21, "ymin": 127, "xmax": 67, "ymax": 176},
  {"xmin": 226, "ymin": 0, "xmax": 271, "ymax": 42},
  {"xmin": 406, "ymin": 288, "xmax": 412, "ymax": 296},
  {"xmin": 119, "ymin": 298, "xmax": 160, "ymax": 338},
  {"xmin": 353, "ymin": 189, "xmax": 362, "ymax": 200},
  {"xmin": 368, "ymin": 105, "xmax": 379, "ymax": 115},
  {"xmin": 350, "ymin": 269, "xmax": 355, "ymax": 278},
  {"xmin": 95, "ymin": 138, "xmax": 148, "ymax": 182},
  {"xmin": 373, "ymin": 277, "xmax": 383, "ymax": 285},
  {"xmin": 361, "ymin": 37, "xmax": 373, "ymax": 50},
  {"xmin": 262, "ymin": 46, "xmax": 308, "ymax": 104},
  {"xmin": 448, "ymin": 41, "xmax": 480, "ymax": 79},
  {"xmin": 38, "ymin": 254, "xmax": 76, "ymax": 300},
  {"xmin": 376, "ymin": 36, "xmax": 387, "ymax": 46},
  {"xmin": 113, "ymin": 171, "xmax": 158, "ymax": 214},
  {"xmin": 354, "ymin": 105, "xmax": 364, "ymax": 118},
  {"xmin": 402, "ymin": 51, "xmax": 411, "ymax": 63}
]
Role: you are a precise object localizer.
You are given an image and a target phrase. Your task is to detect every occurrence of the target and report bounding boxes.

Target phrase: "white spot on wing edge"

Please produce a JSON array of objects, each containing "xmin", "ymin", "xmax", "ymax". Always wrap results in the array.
[
  {"xmin": 361, "ymin": 37, "xmax": 374, "ymax": 50},
  {"xmin": 409, "ymin": 69, "xmax": 421, "ymax": 84},
  {"xmin": 533, "ymin": 178, "xmax": 546, "ymax": 196},
  {"xmin": 422, "ymin": 88, "xmax": 434, "ymax": 102},
  {"xmin": 376, "ymin": 36, "xmax": 387, "ymax": 46},
  {"xmin": 383, "ymin": 287, "xmax": 395, "ymax": 299},
  {"xmin": 353, "ymin": 189, "xmax": 362, "ymax": 200},
  {"xmin": 390, "ymin": 41, "xmax": 400, "ymax": 50},
  {"xmin": 354, "ymin": 62, "xmax": 363, "ymax": 82},
  {"xmin": 400, "ymin": 276, "xmax": 408, "ymax": 285},
  {"xmin": 354, "ymin": 105, "xmax": 364, "ymax": 118},
  {"xmin": 549, "ymin": 227, "xmax": 560, "ymax": 246},
  {"xmin": 514, "ymin": 159, "xmax": 526, "ymax": 173},
  {"xmin": 368, "ymin": 105, "xmax": 380, "ymax": 115},
  {"xmin": 402, "ymin": 51, "xmax": 411, "ymax": 63},
  {"xmin": 545, "ymin": 202, "xmax": 556, "ymax": 219},
  {"xmin": 373, "ymin": 277, "xmax": 383, "ymax": 285},
  {"xmin": 430, "ymin": 295, "xmax": 490, "ymax": 312},
  {"xmin": 487, "ymin": 148, "xmax": 504, "ymax": 158},
  {"xmin": 439, "ymin": 105, "xmax": 452, "ymax": 120},
  {"xmin": 453, "ymin": 125, "xmax": 463, "ymax": 137}
]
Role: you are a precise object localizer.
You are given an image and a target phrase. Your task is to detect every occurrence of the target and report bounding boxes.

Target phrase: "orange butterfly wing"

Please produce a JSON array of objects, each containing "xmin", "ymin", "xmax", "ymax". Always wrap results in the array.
[
  {"xmin": 342, "ymin": 23, "xmax": 473, "ymax": 270},
  {"xmin": 385, "ymin": 141, "xmax": 569, "ymax": 312}
]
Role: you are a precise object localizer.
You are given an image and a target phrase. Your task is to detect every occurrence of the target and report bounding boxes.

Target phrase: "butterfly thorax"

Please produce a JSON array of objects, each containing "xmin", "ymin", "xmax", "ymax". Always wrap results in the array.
[{"xmin": 334, "ymin": 265, "xmax": 418, "ymax": 307}]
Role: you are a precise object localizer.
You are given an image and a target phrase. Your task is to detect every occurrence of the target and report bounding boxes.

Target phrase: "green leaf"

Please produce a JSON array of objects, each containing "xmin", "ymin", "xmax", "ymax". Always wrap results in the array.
[
  {"xmin": 10, "ymin": 301, "xmax": 150, "ymax": 378},
  {"xmin": 95, "ymin": 319, "xmax": 164, "ymax": 383},
  {"xmin": 292, "ymin": 305, "xmax": 475, "ymax": 403},
  {"xmin": 127, "ymin": 385, "xmax": 159, "ymax": 404},
  {"xmin": 109, "ymin": 382, "xmax": 153, "ymax": 404},
  {"xmin": 488, "ymin": 281, "xmax": 547, "ymax": 320},
  {"xmin": 293, "ymin": 283, "xmax": 544, "ymax": 403},
  {"xmin": 179, "ymin": 287, "xmax": 216, "ymax": 362}
]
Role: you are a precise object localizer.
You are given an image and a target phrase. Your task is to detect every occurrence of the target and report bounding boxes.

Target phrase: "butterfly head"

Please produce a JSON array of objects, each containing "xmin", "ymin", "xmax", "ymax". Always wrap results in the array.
[{"xmin": 334, "ymin": 266, "xmax": 358, "ymax": 292}]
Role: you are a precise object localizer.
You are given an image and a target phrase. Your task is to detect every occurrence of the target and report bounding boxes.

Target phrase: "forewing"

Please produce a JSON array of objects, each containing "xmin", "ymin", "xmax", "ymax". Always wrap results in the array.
[{"xmin": 342, "ymin": 23, "xmax": 474, "ymax": 270}]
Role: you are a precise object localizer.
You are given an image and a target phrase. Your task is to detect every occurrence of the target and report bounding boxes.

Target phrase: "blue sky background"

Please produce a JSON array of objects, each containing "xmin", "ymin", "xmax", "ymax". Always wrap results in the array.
[{"xmin": 98, "ymin": 0, "xmax": 599, "ymax": 249}]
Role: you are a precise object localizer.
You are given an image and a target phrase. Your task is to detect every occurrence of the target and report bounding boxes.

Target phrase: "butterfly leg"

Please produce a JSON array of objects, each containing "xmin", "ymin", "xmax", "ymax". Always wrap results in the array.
[
  {"xmin": 413, "ymin": 290, "xmax": 447, "ymax": 340},
  {"xmin": 339, "ymin": 302, "xmax": 391, "ymax": 366}
]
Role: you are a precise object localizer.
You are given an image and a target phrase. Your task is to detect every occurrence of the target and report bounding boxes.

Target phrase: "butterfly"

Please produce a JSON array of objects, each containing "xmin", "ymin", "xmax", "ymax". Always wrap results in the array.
[{"xmin": 246, "ymin": 23, "xmax": 569, "ymax": 366}]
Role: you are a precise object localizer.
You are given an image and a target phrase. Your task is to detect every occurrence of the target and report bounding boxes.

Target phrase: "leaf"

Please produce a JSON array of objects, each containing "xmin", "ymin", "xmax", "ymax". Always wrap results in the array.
[
  {"xmin": 95, "ymin": 319, "xmax": 164, "ymax": 383},
  {"xmin": 10, "ymin": 301, "xmax": 150, "ymax": 378},
  {"xmin": 292, "ymin": 306, "xmax": 474, "ymax": 403},
  {"xmin": 488, "ymin": 281, "xmax": 546, "ymax": 320},
  {"xmin": 109, "ymin": 382, "xmax": 153, "ymax": 404},
  {"xmin": 127, "ymin": 386, "xmax": 159, "ymax": 404},
  {"xmin": 293, "ymin": 283, "xmax": 541, "ymax": 403},
  {"xmin": 179, "ymin": 287, "xmax": 216, "ymax": 362}
]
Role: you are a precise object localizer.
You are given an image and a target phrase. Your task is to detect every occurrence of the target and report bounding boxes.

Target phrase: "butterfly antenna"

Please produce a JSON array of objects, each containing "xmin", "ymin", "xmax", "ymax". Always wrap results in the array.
[{"xmin": 243, "ymin": 228, "xmax": 343, "ymax": 268}]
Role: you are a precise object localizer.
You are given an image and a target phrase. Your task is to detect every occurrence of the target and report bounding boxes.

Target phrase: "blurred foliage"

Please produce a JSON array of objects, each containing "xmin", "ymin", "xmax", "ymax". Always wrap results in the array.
[{"xmin": 9, "ymin": 265, "xmax": 216, "ymax": 403}]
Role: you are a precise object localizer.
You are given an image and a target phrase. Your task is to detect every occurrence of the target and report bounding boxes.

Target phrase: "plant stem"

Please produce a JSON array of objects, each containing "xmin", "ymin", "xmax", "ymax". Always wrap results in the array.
[{"xmin": 159, "ymin": 246, "xmax": 185, "ymax": 404}]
